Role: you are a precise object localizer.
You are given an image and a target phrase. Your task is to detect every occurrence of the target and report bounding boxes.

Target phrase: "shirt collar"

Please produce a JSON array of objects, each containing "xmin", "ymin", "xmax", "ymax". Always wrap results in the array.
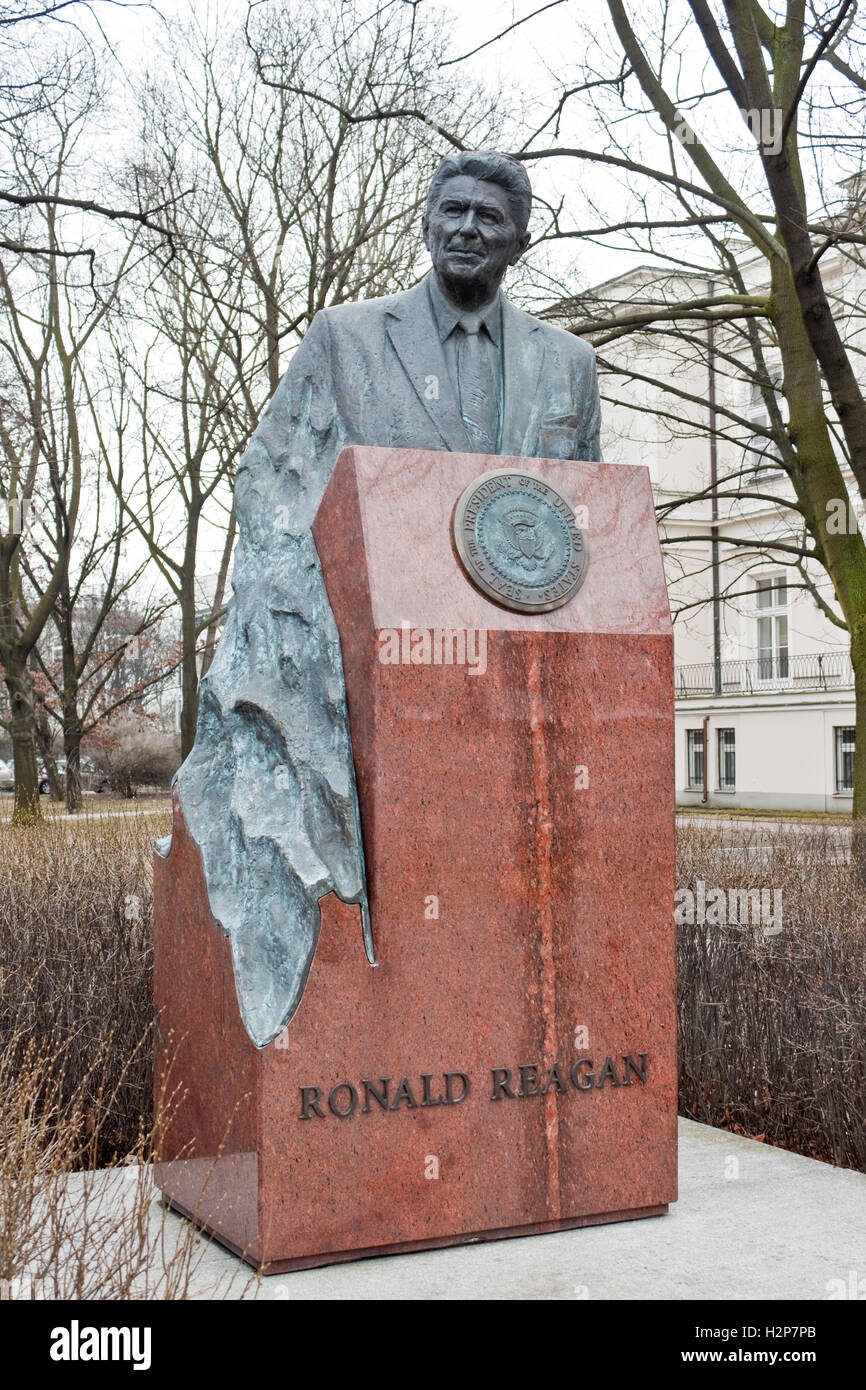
[{"xmin": 427, "ymin": 272, "xmax": 502, "ymax": 347}]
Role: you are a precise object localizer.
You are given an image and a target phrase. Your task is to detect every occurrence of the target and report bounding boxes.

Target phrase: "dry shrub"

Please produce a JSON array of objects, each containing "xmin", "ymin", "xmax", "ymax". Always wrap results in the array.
[
  {"xmin": 677, "ymin": 820, "xmax": 866, "ymax": 1171},
  {"xmin": 86, "ymin": 715, "xmax": 180, "ymax": 799},
  {"xmin": 0, "ymin": 1031, "xmax": 254, "ymax": 1299},
  {"xmin": 0, "ymin": 808, "xmax": 261, "ymax": 1298},
  {"xmin": 0, "ymin": 809, "xmax": 169, "ymax": 1163}
]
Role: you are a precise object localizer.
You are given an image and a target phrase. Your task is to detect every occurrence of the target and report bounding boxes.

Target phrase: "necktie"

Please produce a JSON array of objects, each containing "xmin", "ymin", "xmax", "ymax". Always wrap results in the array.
[{"xmin": 456, "ymin": 317, "xmax": 499, "ymax": 454}]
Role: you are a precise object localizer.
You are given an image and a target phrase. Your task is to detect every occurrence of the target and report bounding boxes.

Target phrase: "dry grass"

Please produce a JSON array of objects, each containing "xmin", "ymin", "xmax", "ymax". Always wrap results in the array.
[
  {"xmin": 678, "ymin": 806, "xmax": 852, "ymax": 824},
  {"xmin": 0, "ymin": 795, "xmax": 172, "ymax": 822},
  {"xmin": 677, "ymin": 820, "xmax": 866, "ymax": 1171}
]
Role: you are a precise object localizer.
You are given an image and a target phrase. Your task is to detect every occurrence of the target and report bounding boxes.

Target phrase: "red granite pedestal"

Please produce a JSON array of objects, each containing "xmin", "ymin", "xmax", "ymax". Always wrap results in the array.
[{"xmin": 153, "ymin": 446, "xmax": 676, "ymax": 1272}]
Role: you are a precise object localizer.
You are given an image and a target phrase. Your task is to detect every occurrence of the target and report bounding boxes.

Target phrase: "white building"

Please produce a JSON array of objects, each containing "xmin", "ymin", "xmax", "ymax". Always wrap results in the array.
[{"xmin": 581, "ymin": 239, "xmax": 862, "ymax": 812}]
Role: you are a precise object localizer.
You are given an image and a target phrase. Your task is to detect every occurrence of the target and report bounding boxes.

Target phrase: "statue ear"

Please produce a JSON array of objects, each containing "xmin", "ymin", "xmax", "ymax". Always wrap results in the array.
[
  {"xmin": 421, "ymin": 213, "xmax": 430, "ymax": 251},
  {"xmin": 509, "ymin": 230, "xmax": 531, "ymax": 266}
]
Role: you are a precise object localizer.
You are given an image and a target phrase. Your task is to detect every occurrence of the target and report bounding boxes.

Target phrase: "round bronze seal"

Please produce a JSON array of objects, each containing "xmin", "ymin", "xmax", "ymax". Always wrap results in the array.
[{"xmin": 453, "ymin": 468, "xmax": 587, "ymax": 613}]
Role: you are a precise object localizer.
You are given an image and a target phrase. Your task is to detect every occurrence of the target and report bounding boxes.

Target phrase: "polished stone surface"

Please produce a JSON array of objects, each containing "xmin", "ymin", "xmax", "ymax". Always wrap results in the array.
[{"xmin": 154, "ymin": 448, "xmax": 675, "ymax": 1269}]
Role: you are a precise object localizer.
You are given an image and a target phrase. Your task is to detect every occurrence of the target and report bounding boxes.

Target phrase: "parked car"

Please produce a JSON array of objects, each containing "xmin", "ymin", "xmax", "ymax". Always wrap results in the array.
[
  {"xmin": 38, "ymin": 759, "xmax": 66, "ymax": 794},
  {"xmin": 0, "ymin": 759, "xmax": 14, "ymax": 792},
  {"xmin": 35, "ymin": 757, "xmax": 110, "ymax": 795}
]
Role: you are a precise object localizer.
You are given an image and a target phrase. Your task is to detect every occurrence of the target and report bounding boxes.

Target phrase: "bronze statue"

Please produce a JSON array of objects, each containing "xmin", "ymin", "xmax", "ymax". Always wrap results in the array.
[{"xmin": 172, "ymin": 150, "xmax": 602, "ymax": 1046}]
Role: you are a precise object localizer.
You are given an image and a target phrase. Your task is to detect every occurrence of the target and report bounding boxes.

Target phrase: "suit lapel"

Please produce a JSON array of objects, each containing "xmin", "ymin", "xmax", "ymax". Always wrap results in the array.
[
  {"xmin": 385, "ymin": 280, "xmax": 469, "ymax": 451},
  {"xmin": 500, "ymin": 296, "xmax": 546, "ymax": 457}
]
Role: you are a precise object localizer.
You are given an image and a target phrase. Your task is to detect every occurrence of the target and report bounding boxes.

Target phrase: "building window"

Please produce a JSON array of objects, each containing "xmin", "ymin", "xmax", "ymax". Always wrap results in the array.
[
  {"xmin": 717, "ymin": 728, "xmax": 736, "ymax": 791},
  {"xmin": 686, "ymin": 729, "xmax": 704, "ymax": 790},
  {"xmin": 835, "ymin": 726, "xmax": 855, "ymax": 794},
  {"xmin": 755, "ymin": 575, "xmax": 789, "ymax": 680},
  {"xmin": 744, "ymin": 374, "xmax": 783, "ymax": 479}
]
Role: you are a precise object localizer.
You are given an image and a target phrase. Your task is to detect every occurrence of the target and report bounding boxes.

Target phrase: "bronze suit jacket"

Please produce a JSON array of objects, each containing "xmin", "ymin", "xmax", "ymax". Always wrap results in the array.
[{"xmin": 175, "ymin": 275, "xmax": 602, "ymax": 1046}]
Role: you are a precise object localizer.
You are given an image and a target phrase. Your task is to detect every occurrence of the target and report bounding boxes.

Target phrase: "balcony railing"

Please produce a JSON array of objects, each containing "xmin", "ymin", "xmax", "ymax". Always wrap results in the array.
[{"xmin": 675, "ymin": 649, "xmax": 854, "ymax": 698}]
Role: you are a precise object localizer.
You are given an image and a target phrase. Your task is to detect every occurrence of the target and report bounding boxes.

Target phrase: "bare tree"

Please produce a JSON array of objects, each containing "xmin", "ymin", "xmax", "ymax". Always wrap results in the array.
[
  {"xmin": 552, "ymin": 1, "xmax": 866, "ymax": 854},
  {"xmin": 117, "ymin": 0, "xmax": 502, "ymax": 758},
  {"xmin": 0, "ymin": 42, "xmax": 140, "ymax": 821},
  {"xmin": 0, "ymin": 0, "xmax": 177, "ymax": 256}
]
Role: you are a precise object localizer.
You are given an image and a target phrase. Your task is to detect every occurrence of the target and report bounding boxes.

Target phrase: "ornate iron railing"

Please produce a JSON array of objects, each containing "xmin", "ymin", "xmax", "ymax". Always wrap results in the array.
[{"xmin": 675, "ymin": 649, "xmax": 854, "ymax": 698}]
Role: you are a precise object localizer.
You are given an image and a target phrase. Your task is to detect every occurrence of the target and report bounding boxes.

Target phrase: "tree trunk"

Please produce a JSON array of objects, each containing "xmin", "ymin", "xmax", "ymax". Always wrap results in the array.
[
  {"xmin": 851, "ymin": 628, "xmax": 866, "ymax": 883},
  {"xmin": 4, "ymin": 658, "xmax": 41, "ymax": 824},
  {"xmin": 770, "ymin": 258, "xmax": 866, "ymax": 873},
  {"xmin": 752, "ymin": 125, "xmax": 866, "ymax": 501},
  {"xmin": 179, "ymin": 572, "xmax": 199, "ymax": 761},
  {"xmin": 64, "ymin": 711, "xmax": 83, "ymax": 813},
  {"xmin": 200, "ymin": 503, "xmax": 236, "ymax": 679},
  {"xmin": 32, "ymin": 691, "xmax": 62, "ymax": 801}
]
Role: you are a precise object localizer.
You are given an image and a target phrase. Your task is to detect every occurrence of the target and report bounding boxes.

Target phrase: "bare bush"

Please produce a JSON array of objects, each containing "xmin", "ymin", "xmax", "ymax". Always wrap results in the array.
[
  {"xmin": 0, "ymin": 1032, "xmax": 254, "ymax": 1299},
  {"xmin": 677, "ymin": 821, "xmax": 866, "ymax": 1172},
  {"xmin": 86, "ymin": 715, "xmax": 180, "ymax": 799},
  {"xmin": 0, "ymin": 808, "xmax": 168, "ymax": 1161}
]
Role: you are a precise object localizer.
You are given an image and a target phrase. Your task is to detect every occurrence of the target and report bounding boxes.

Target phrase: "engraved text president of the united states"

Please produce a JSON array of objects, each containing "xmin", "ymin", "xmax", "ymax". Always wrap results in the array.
[{"xmin": 174, "ymin": 150, "xmax": 602, "ymax": 1047}]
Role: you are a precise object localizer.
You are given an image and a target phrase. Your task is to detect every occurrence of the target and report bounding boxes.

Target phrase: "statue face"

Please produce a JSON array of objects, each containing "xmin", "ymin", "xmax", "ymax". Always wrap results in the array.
[{"xmin": 423, "ymin": 174, "xmax": 530, "ymax": 305}]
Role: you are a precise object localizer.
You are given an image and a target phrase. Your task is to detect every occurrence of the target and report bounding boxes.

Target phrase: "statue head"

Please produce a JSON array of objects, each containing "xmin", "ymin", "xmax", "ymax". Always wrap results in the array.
[{"xmin": 422, "ymin": 150, "xmax": 532, "ymax": 310}]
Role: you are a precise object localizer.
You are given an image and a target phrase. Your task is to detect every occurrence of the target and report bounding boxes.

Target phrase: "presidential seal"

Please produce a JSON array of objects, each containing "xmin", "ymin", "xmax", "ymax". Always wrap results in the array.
[{"xmin": 453, "ymin": 468, "xmax": 587, "ymax": 613}]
